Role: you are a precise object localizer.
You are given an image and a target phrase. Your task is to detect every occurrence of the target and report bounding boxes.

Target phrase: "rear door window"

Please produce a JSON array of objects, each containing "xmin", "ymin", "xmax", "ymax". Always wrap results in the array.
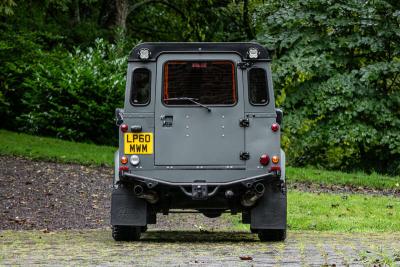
[
  {"xmin": 163, "ymin": 61, "xmax": 237, "ymax": 105},
  {"xmin": 248, "ymin": 68, "xmax": 268, "ymax": 105},
  {"xmin": 131, "ymin": 68, "xmax": 151, "ymax": 105}
]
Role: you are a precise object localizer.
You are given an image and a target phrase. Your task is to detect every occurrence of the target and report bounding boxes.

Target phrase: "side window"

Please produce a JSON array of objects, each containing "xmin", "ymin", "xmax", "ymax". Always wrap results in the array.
[
  {"xmin": 131, "ymin": 68, "xmax": 150, "ymax": 105},
  {"xmin": 248, "ymin": 68, "xmax": 268, "ymax": 105}
]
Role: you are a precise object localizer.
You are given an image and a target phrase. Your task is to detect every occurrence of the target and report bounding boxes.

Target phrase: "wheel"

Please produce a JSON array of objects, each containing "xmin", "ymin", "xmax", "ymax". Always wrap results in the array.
[
  {"xmin": 112, "ymin": 225, "xmax": 141, "ymax": 241},
  {"xmin": 258, "ymin": 229, "xmax": 286, "ymax": 242},
  {"xmin": 141, "ymin": 226, "xmax": 148, "ymax": 233},
  {"xmin": 250, "ymin": 228, "xmax": 258, "ymax": 234}
]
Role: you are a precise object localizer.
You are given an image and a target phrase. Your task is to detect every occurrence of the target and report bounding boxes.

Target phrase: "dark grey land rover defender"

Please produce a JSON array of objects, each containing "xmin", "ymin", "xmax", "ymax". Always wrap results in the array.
[{"xmin": 112, "ymin": 42, "xmax": 286, "ymax": 241}]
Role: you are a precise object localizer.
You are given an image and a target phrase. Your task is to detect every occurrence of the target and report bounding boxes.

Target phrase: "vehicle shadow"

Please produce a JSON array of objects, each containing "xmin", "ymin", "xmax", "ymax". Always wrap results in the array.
[{"xmin": 141, "ymin": 230, "xmax": 260, "ymax": 243}]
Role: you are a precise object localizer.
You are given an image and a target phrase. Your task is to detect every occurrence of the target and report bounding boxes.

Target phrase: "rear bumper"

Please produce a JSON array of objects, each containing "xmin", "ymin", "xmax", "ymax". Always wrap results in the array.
[
  {"xmin": 120, "ymin": 170, "xmax": 279, "ymax": 186},
  {"xmin": 120, "ymin": 170, "xmax": 280, "ymax": 200}
]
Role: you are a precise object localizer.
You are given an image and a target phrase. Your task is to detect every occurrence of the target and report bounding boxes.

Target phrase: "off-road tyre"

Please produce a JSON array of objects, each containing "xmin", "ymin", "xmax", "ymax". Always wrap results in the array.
[
  {"xmin": 112, "ymin": 225, "xmax": 141, "ymax": 241},
  {"xmin": 258, "ymin": 229, "xmax": 286, "ymax": 242}
]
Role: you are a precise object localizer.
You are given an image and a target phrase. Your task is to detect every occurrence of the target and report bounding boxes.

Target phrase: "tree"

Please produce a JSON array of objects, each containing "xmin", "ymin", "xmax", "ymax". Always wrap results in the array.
[{"xmin": 256, "ymin": 0, "xmax": 400, "ymax": 173}]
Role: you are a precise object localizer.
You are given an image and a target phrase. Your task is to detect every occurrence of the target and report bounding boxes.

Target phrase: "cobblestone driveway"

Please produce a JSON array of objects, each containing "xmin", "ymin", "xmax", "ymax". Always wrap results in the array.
[{"xmin": 1, "ymin": 230, "xmax": 399, "ymax": 266}]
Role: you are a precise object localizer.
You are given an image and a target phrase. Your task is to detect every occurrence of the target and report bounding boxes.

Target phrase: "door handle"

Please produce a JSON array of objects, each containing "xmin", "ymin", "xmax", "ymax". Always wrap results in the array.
[{"xmin": 161, "ymin": 115, "xmax": 173, "ymax": 127}]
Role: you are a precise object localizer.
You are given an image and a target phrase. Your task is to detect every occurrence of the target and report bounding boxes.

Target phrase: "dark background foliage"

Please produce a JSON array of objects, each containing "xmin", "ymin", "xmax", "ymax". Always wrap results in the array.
[{"xmin": 0, "ymin": 0, "xmax": 399, "ymax": 174}]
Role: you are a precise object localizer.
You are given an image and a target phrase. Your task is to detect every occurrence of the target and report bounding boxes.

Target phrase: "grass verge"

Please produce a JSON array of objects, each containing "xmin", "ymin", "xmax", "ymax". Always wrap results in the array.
[
  {"xmin": 287, "ymin": 167, "xmax": 399, "ymax": 190},
  {"xmin": 0, "ymin": 129, "xmax": 399, "ymax": 189},
  {"xmin": 0, "ymin": 129, "xmax": 115, "ymax": 166},
  {"xmin": 230, "ymin": 190, "xmax": 400, "ymax": 232}
]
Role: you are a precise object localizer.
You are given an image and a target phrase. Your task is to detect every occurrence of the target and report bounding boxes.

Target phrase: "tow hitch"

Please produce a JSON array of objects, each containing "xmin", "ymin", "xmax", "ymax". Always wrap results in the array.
[
  {"xmin": 179, "ymin": 183, "xmax": 220, "ymax": 200},
  {"xmin": 192, "ymin": 184, "xmax": 208, "ymax": 200}
]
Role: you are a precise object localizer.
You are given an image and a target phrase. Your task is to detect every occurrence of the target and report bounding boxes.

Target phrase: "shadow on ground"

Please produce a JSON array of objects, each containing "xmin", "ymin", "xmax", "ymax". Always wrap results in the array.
[{"xmin": 141, "ymin": 230, "xmax": 259, "ymax": 243}]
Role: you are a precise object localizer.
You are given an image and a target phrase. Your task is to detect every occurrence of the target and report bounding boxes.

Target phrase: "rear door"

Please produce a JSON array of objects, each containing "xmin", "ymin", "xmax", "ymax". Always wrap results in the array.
[{"xmin": 154, "ymin": 54, "xmax": 245, "ymax": 166}]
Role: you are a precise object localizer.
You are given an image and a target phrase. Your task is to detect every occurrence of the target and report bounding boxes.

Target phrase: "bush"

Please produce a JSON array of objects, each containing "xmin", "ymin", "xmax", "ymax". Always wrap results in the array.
[{"xmin": 16, "ymin": 39, "xmax": 128, "ymax": 145}]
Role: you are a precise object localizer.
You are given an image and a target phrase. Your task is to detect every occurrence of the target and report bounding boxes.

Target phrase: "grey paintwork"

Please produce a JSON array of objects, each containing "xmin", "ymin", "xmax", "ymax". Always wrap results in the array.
[
  {"xmin": 155, "ymin": 53, "xmax": 245, "ymax": 166},
  {"xmin": 115, "ymin": 49, "xmax": 284, "ymax": 184}
]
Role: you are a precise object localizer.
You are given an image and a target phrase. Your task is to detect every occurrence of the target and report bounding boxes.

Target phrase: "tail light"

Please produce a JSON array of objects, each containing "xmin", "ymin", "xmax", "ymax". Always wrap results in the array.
[
  {"xmin": 120, "ymin": 156, "xmax": 128, "ymax": 164},
  {"xmin": 119, "ymin": 166, "xmax": 129, "ymax": 171},
  {"xmin": 120, "ymin": 124, "xmax": 128, "ymax": 132},
  {"xmin": 271, "ymin": 155, "xmax": 279, "ymax": 164},
  {"xmin": 259, "ymin": 154, "xmax": 270, "ymax": 165},
  {"xmin": 271, "ymin": 123, "xmax": 280, "ymax": 132}
]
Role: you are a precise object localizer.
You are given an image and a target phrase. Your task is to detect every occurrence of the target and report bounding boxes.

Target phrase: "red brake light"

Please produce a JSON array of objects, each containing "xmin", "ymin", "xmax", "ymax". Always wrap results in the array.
[
  {"xmin": 271, "ymin": 123, "xmax": 280, "ymax": 132},
  {"xmin": 260, "ymin": 154, "xmax": 270, "ymax": 165},
  {"xmin": 120, "ymin": 124, "xmax": 128, "ymax": 132}
]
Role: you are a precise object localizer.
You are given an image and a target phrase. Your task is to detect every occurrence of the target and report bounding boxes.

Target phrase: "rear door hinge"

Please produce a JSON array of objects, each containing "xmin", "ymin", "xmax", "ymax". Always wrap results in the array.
[
  {"xmin": 239, "ymin": 118, "xmax": 250, "ymax": 127},
  {"xmin": 238, "ymin": 62, "xmax": 253, "ymax": 69},
  {"xmin": 240, "ymin": 152, "xmax": 250, "ymax": 160}
]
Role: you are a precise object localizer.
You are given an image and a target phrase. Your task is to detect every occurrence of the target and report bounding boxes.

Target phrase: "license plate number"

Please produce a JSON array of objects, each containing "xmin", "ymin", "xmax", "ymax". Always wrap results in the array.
[{"xmin": 124, "ymin": 133, "xmax": 153, "ymax": 154}]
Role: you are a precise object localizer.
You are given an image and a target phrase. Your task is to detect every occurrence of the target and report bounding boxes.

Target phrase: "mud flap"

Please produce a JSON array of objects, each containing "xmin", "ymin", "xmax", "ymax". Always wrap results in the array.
[
  {"xmin": 250, "ymin": 182, "xmax": 287, "ymax": 230},
  {"xmin": 111, "ymin": 187, "xmax": 147, "ymax": 226}
]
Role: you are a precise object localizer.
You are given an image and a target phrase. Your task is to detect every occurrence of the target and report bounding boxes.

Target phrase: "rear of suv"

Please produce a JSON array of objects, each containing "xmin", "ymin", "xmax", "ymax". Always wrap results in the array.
[{"xmin": 111, "ymin": 42, "xmax": 286, "ymax": 241}]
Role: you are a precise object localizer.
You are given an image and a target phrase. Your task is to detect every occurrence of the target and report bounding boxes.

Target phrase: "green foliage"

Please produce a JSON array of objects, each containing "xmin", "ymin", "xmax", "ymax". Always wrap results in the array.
[
  {"xmin": 0, "ymin": 0, "xmax": 16, "ymax": 15},
  {"xmin": 17, "ymin": 39, "xmax": 128, "ymax": 144},
  {"xmin": 256, "ymin": 0, "xmax": 400, "ymax": 174}
]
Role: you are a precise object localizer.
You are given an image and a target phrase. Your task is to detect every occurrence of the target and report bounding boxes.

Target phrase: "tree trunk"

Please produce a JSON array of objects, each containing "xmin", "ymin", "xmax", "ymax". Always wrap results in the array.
[
  {"xmin": 115, "ymin": 0, "xmax": 128, "ymax": 31},
  {"xmin": 70, "ymin": 0, "xmax": 80, "ymax": 25},
  {"xmin": 243, "ymin": 0, "xmax": 254, "ymax": 40}
]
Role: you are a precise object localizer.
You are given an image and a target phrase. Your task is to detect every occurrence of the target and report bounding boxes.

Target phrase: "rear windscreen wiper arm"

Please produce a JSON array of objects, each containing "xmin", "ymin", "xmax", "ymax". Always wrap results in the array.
[{"xmin": 164, "ymin": 97, "xmax": 211, "ymax": 112}]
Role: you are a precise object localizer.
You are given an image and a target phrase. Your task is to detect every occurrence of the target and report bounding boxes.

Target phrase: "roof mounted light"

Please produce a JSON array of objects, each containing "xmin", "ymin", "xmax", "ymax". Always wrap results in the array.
[
  {"xmin": 138, "ymin": 48, "xmax": 150, "ymax": 60},
  {"xmin": 248, "ymin": 47, "xmax": 259, "ymax": 59}
]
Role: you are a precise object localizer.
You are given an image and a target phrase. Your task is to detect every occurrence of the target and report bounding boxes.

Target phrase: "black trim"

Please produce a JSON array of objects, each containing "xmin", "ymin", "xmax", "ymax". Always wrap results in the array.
[
  {"xmin": 130, "ymin": 68, "xmax": 151, "ymax": 106},
  {"xmin": 129, "ymin": 42, "xmax": 271, "ymax": 62},
  {"xmin": 248, "ymin": 67, "xmax": 269, "ymax": 106},
  {"xmin": 162, "ymin": 60, "xmax": 239, "ymax": 107}
]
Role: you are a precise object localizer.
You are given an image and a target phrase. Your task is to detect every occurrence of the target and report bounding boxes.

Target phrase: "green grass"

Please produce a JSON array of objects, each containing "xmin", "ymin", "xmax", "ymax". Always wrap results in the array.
[
  {"xmin": 287, "ymin": 166, "xmax": 400, "ymax": 190},
  {"xmin": 230, "ymin": 190, "xmax": 400, "ymax": 232},
  {"xmin": 0, "ymin": 129, "xmax": 399, "ymax": 189},
  {"xmin": 0, "ymin": 129, "xmax": 115, "ymax": 166}
]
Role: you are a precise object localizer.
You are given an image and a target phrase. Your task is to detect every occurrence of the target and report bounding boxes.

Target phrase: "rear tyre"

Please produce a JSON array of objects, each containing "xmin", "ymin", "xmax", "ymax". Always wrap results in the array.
[
  {"xmin": 258, "ymin": 229, "xmax": 286, "ymax": 242},
  {"xmin": 112, "ymin": 225, "xmax": 141, "ymax": 241}
]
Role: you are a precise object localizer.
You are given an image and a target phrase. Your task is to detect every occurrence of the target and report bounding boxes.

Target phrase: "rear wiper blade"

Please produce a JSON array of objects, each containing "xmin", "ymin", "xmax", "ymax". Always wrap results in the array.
[{"xmin": 164, "ymin": 97, "xmax": 211, "ymax": 112}]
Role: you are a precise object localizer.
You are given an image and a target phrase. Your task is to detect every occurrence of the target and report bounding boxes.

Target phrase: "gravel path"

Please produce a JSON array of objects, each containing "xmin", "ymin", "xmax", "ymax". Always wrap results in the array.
[
  {"xmin": 0, "ymin": 156, "xmax": 232, "ymax": 231},
  {"xmin": 0, "ymin": 230, "xmax": 399, "ymax": 266}
]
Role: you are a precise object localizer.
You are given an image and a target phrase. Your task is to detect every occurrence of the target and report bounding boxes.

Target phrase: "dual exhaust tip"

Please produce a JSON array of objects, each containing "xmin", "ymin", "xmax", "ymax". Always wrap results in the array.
[
  {"xmin": 134, "ymin": 184, "xmax": 159, "ymax": 204},
  {"xmin": 240, "ymin": 182, "xmax": 265, "ymax": 207},
  {"xmin": 134, "ymin": 182, "xmax": 265, "ymax": 207}
]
